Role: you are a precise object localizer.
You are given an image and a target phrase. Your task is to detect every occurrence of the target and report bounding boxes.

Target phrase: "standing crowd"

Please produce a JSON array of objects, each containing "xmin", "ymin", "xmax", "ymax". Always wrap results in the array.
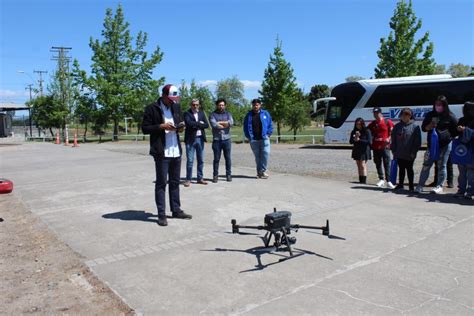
[
  {"xmin": 142, "ymin": 84, "xmax": 273, "ymax": 226},
  {"xmin": 350, "ymin": 95, "xmax": 474, "ymax": 200}
]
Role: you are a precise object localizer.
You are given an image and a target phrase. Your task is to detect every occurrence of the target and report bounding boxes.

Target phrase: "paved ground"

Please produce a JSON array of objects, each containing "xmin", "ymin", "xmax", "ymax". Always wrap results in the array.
[{"xmin": 1, "ymin": 141, "xmax": 472, "ymax": 315}]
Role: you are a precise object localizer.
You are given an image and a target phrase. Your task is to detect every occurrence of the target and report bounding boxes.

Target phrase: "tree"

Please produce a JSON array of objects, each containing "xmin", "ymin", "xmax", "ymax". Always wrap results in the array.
[
  {"xmin": 307, "ymin": 84, "xmax": 331, "ymax": 121},
  {"xmin": 179, "ymin": 79, "xmax": 214, "ymax": 113},
  {"xmin": 260, "ymin": 38, "xmax": 300, "ymax": 141},
  {"xmin": 375, "ymin": 0, "xmax": 435, "ymax": 78},
  {"xmin": 286, "ymin": 90, "xmax": 311, "ymax": 141},
  {"xmin": 345, "ymin": 75, "xmax": 365, "ymax": 82},
  {"xmin": 29, "ymin": 95, "xmax": 66, "ymax": 136},
  {"xmin": 77, "ymin": 4, "xmax": 164, "ymax": 140},
  {"xmin": 447, "ymin": 63, "xmax": 472, "ymax": 78},
  {"xmin": 433, "ymin": 64, "xmax": 446, "ymax": 74},
  {"xmin": 215, "ymin": 76, "xmax": 248, "ymax": 125},
  {"xmin": 74, "ymin": 94, "xmax": 97, "ymax": 141}
]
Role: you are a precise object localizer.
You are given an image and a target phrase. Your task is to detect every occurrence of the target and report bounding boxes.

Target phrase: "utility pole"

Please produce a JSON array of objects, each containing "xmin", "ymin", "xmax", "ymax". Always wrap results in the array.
[
  {"xmin": 33, "ymin": 70, "xmax": 48, "ymax": 96},
  {"xmin": 51, "ymin": 46, "xmax": 72, "ymax": 141},
  {"xmin": 26, "ymin": 84, "xmax": 33, "ymax": 137}
]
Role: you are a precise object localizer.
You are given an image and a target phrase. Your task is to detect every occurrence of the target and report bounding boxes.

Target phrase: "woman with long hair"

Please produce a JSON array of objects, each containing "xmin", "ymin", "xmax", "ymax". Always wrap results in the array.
[{"xmin": 350, "ymin": 117, "xmax": 372, "ymax": 184}]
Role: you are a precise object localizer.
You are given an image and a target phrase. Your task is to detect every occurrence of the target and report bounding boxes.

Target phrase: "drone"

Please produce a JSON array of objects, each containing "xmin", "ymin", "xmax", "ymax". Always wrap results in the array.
[{"xmin": 231, "ymin": 208, "xmax": 331, "ymax": 261}]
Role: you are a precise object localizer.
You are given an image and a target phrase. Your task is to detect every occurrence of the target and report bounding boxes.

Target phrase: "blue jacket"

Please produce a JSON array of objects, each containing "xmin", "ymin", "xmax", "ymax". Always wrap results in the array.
[{"xmin": 243, "ymin": 109, "xmax": 273, "ymax": 141}]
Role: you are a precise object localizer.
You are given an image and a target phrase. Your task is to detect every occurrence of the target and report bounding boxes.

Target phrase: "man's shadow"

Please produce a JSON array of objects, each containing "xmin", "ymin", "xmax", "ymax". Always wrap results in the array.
[{"xmin": 102, "ymin": 210, "xmax": 173, "ymax": 223}]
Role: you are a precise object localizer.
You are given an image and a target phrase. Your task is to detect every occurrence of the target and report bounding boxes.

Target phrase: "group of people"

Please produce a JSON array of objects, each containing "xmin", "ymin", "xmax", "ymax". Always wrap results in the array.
[
  {"xmin": 141, "ymin": 84, "xmax": 273, "ymax": 226},
  {"xmin": 350, "ymin": 95, "xmax": 474, "ymax": 200}
]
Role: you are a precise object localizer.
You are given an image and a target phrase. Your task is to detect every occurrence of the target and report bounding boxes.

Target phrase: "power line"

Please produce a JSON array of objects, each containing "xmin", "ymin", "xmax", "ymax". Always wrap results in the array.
[{"xmin": 33, "ymin": 70, "xmax": 48, "ymax": 96}]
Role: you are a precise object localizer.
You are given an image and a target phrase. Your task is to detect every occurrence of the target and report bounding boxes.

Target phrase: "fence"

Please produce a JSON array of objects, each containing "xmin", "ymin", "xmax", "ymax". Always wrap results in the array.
[{"xmin": 25, "ymin": 132, "xmax": 324, "ymax": 144}]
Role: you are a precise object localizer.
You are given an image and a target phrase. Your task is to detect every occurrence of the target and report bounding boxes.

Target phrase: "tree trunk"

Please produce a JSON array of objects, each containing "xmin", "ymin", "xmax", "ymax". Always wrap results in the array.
[
  {"xmin": 277, "ymin": 122, "xmax": 281, "ymax": 143},
  {"xmin": 294, "ymin": 130, "xmax": 296, "ymax": 141},
  {"xmin": 49, "ymin": 128, "xmax": 54, "ymax": 137},
  {"xmin": 83, "ymin": 122, "xmax": 88, "ymax": 142},
  {"xmin": 113, "ymin": 119, "xmax": 119, "ymax": 141}
]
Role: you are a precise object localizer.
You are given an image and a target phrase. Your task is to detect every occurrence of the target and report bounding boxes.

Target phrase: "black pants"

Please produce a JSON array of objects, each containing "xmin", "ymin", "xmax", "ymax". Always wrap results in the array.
[
  {"xmin": 373, "ymin": 148, "xmax": 391, "ymax": 181},
  {"xmin": 397, "ymin": 158, "xmax": 415, "ymax": 189},
  {"xmin": 433, "ymin": 155, "xmax": 453, "ymax": 185},
  {"xmin": 154, "ymin": 156, "xmax": 181, "ymax": 218}
]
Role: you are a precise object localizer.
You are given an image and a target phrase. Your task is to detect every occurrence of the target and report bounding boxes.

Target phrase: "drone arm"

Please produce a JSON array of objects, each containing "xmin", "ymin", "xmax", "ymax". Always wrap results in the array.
[
  {"xmin": 291, "ymin": 220, "xmax": 330, "ymax": 235},
  {"xmin": 231, "ymin": 219, "xmax": 265, "ymax": 234}
]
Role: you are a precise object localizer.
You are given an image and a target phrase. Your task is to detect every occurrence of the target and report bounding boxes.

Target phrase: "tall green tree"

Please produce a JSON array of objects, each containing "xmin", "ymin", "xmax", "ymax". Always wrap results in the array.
[
  {"xmin": 76, "ymin": 4, "xmax": 164, "ymax": 140},
  {"xmin": 29, "ymin": 95, "xmax": 66, "ymax": 136},
  {"xmin": 286, "ymin": 89, "xmax": 311, "ymax": 141},
  {"xmin": 375, "ymin": 0, "xmax": 435, "ymax": 78},
  {"xmin": 260, "ymin": 38, "xmax": 300, "ymax": 140}
]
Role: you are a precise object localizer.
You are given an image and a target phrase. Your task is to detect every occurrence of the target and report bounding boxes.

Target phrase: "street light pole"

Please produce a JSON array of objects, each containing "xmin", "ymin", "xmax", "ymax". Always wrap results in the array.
[{"xmin": 26, "ymin": 84, "xmax": 33, "ymax": 137}]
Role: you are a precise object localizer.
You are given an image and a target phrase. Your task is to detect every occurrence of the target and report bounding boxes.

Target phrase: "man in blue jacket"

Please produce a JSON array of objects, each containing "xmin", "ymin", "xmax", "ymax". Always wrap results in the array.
[{"xmin": 243, "ymin": 98, "xmax": 273, "ymax": 179}]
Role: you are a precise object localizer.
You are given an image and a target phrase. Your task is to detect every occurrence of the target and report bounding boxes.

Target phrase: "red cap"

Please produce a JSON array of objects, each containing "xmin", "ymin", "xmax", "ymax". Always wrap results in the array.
[{"xmin": 162, "ymin": 84, "xmax": 180, "ymax": 102}]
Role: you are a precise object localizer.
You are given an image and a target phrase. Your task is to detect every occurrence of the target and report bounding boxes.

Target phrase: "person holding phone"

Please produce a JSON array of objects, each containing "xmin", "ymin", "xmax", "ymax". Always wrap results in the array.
[
  {"xmin": 142, "ymin": 84, "xmax": 192, "ymax": 226},
  {"xmin": 415, "ymin": 95, "xmax": 458, "ymax": 194}
]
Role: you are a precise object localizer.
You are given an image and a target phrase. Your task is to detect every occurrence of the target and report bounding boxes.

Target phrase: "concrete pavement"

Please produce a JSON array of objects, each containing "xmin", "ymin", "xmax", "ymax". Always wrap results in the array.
[{"xmin": 1, "ymin": 142, "xmax": 472, "ymax": 315}]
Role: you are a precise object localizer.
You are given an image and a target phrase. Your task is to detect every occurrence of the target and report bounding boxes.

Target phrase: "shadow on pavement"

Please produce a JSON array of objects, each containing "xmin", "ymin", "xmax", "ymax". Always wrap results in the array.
[
  {"xmin": 102, "ymin": 210, "xmax": 157, "ymax": 223},
  {"xmin": 350, "ymin": 185, "xmax": 473, "ymax": 205}
]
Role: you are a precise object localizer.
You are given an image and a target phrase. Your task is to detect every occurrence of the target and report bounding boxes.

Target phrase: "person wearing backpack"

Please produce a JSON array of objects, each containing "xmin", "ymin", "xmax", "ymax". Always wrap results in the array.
[
  {"xmin": 415, "ymin": 95, "xmax": 458, "ymax": 194},
  {"xmin": 390, "ymin": 108, "xmax": 422, "ymax": 192},
  {"xmin": 453, "ymin": 101, "xmax": 474, "ymax": 199},
  {"xmin": 368, "ymin": 107, "xmax": 395, "ymax": 189}
]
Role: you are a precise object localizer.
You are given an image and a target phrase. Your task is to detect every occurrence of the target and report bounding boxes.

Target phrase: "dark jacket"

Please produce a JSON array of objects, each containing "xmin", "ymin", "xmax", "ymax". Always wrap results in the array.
[
  {"xmin": 183, "ymin": 109, "xmax": 209, "ymax": 144},
  {"xmin": 421, "ymin": 106, "xmax": 458, "ymax": 149},
  {"xmin": 350, "ymin": 128, "xmax": 372, "ymax": 160},
  {"xmin": 142, "ymin": 98, "xmax": 184, "ymax": 157},
  {"xmin": 390, "ymin": 120, "xmax": 422, "ymax": 161}
]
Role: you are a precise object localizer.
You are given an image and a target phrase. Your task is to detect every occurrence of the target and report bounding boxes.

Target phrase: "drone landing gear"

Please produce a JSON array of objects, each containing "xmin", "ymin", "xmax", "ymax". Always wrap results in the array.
[{"xmin": 263, "ymin": 229, "xmax": 302, "ymax": 261}]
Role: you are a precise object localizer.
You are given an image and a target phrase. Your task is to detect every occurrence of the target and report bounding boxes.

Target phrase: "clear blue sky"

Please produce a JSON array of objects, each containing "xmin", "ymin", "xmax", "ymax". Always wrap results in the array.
[{"xmin": 1, "ymin": 0, "xmax": 473, "ymax": 107}]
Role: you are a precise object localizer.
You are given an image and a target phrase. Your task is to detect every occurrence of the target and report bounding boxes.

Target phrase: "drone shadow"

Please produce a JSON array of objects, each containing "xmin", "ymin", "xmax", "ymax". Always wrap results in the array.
[
  {"xmin": 202, "ymin": 244, "xmax": 333, "ymax": 273},
  {"xmin": 307, "ymin": 231, "xmax": 346, "ymax": 240}
]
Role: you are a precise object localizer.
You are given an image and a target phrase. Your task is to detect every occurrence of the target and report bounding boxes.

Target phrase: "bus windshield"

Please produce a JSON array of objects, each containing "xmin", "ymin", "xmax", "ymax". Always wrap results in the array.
[{"xmin": 325, "ymin": 82, "xmax": 366, "ymax": 129}]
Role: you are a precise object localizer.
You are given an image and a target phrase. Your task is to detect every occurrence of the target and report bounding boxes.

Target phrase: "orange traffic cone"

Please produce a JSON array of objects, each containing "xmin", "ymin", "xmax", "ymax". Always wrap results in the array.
[
  {"xmin": 55, "ymin": 132, "xmax": 60, "ymax": 144},
  {"xmin": 64, "ymin": 133, "xmax": 69, "ymax": 146},
  {"xmin": 72, "ymin": 133, "xmax": 79, "ymax": 147}
]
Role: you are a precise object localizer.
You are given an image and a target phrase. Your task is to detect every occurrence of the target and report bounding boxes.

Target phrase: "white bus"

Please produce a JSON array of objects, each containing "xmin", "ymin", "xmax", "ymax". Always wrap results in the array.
[{"xmin": 314, "ymin": 75, "xmax": 474, "ymax": 144}]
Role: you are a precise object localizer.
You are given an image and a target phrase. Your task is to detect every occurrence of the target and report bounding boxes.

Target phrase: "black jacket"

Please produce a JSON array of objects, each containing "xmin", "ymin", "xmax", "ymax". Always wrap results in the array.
[
  {"xmin": 421, "ymin": 108, "xmax": 458, "ymax": 148},
  {"xmin": 183, "ymin": 109, "xmax": 209, "ymax": 144},
  {"xmin": 142, "ymin": 98, "xmax": 184, "ymax": 157}
]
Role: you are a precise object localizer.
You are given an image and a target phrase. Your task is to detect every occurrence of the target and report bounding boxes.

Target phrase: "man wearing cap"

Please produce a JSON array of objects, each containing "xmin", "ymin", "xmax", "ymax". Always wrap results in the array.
[
  {"xmin": 142, "ymin": 84, "xmax": 192, "ymax": 226},
  {"xmin": 368, "ymin": 107, "xmax": 395, "ymax": 189}
]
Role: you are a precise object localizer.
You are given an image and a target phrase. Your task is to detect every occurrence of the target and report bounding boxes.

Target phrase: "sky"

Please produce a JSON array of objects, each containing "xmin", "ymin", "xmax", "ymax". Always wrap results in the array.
[{"xmin": 1, "ymin": 0, "xmax": 473, "ymax": 109}]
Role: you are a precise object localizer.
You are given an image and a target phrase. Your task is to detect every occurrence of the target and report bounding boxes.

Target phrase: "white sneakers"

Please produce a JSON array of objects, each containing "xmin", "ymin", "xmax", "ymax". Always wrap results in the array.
[
  {"xmin": 376, "ymin": 180, "xmax": 385, "ymax": 188},
  {"xmin": 375, "ymin": 179, "xmax": 395, "ymax": 189},
  {"xmin": 431, "ymin": 186, "xmax": 443, "ymax": 194}
]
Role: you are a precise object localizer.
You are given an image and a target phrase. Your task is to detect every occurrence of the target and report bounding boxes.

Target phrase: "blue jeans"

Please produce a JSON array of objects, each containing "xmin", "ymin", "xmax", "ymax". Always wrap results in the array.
[
  {"xmin": 212, "ymin": 139, "xmax": 232, "ymax": 176},
  {"xmin": 154, "ymin": 156, "xmax": 181, "ymax": 217},
  {"xmin": 457, "ymin": 164, "xmax": 474, "ymax": 195},
  {"xmin": 185, "ymin": 137, "xmax": 205, "ymax": 181},
  {"xmin": 418, "ymin": 143, "xmax": 452, "ymax": 187},
  {"xmin": 250, "ymin": 138, "xmax": 270, "ymax": 174}
]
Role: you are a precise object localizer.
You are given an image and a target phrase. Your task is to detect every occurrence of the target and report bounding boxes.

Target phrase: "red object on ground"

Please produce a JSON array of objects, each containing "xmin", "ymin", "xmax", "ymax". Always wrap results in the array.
[
  {"xmin": 55, "ymin": 132, "xmax": 60, "ymax": 144},
  {"xmin": 0, "ymin": 178, "xmax": 13, "ymax": 194},
  {"xmin": 72, "ymin": 133, "xmax": 79, "ymax": 147}
]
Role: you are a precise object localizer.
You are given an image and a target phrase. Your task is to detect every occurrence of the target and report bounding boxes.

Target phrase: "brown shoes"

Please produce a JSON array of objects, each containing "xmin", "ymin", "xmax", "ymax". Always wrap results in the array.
[{"xmin": 197, "ymin": 179, "xmax": 208, "ymax": 185}]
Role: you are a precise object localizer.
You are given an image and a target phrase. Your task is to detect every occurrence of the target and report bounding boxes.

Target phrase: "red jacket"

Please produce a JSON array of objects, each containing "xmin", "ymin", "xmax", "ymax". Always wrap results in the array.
[{"xmin": 368, "ymin": 118, "xmax": 394, "ymax": 150}]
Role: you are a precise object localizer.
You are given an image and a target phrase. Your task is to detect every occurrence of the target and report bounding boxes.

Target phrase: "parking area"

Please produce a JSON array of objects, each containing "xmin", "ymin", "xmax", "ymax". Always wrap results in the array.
[{"xmin": 1, "ymin": 142, "xmax": 472, "ymax": 314}]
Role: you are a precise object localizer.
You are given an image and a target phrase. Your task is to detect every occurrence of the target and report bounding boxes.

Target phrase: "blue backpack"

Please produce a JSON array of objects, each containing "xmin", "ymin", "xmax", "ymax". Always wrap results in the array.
[
  {"xmin": 451, "ymin": 138, "xmax": 473, "ymax": 165},
  {"xmin": 430, "ymin": 129, "xmax": 440, "ymax": 161}
]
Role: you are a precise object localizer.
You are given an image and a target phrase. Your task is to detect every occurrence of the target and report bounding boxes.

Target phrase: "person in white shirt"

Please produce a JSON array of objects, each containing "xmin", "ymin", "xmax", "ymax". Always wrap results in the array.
[{"xmin": 142, "ymin": 84, "xmax": 192, "ymax": 226}]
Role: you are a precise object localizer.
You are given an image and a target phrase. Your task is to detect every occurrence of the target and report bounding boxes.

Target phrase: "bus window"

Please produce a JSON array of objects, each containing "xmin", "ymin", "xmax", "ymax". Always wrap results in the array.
[
  {"xmin": 365, "ymin": 80, "xmax": 474, "ymax": 108},
  {"xmin": 326, "ymin": 82, "xmax": 366, "ymax": 128}
]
